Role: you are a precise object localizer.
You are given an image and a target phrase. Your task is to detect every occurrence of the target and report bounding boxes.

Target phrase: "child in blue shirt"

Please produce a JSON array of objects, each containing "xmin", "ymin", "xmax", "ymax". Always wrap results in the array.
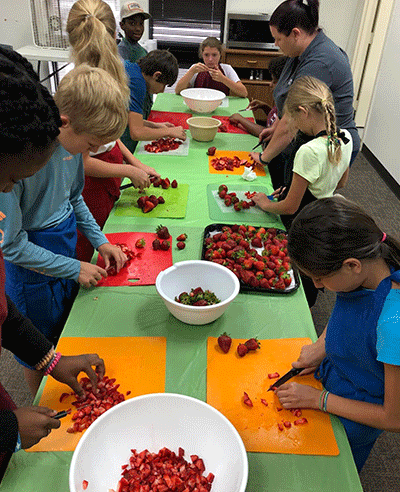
[
  {"xmin": 275, "ymin": 196, "xmax": 400, "ymax": 471},
  {"xmin": 0, "ymin": 64, "xmax": 127, "ymax": 393}
]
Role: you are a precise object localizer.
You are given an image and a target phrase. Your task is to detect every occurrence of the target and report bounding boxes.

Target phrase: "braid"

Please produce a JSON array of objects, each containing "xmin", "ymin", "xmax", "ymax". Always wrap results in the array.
[
  {"xmin": 0, "ymin": 47, "xmax": 61, "ymax": 157},
  {"xmin": 324, "ymin": 102, "xmax": 342, "ymax": 165}
]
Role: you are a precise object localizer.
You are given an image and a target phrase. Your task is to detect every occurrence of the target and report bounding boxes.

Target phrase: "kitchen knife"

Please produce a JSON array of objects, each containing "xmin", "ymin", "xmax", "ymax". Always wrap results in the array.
[
  {"xmin": 54, "ymin": 408, "xmax": 72, "ymax": 419},
  {"xmin": 119, "ymin": 182, "xmax": 134, "ymax": 191},
  {"xmin": 267, "ymin": 367, "xmax": 304, "ymax": 391}
]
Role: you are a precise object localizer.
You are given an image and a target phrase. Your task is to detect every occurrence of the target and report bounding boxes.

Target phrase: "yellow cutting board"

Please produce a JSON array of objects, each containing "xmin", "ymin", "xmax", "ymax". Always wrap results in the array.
[
  {"xmin": 28, "ymin": 336, "xmax": 166, "ymax": 452},
  {"xmin": 207, "ymin": 337, "xmax": 339, "ymax": 456}
]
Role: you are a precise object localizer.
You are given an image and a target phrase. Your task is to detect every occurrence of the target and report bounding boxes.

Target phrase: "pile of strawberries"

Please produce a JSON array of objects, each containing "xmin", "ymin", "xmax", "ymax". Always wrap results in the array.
[
  {"xmin": 217, "ymin": 184, "xmax": 256, "ymax": 211},
  {"xmin": 144, "ymin": 137, "xmax": 183, "ymax": 153},
  {"xmin": 114, "ymin": 447, "xmax": 214, "ymax": 492},
  {"xmin": 107, "ymin": 243, "xmax": 138, "ymax": 276},
  {"xmin": 210, "ymin": 155, "xmax": 255, "ymax": 172},
  {"xmin": 62, "ymin": 375, "xmax": 128, "ymax": 434},
  {"xmin": 136, "ymin": 177, "xmax": 177, "ymax": 214},
  {"xmin": 203, "ymin": 224, "xmax": 292, "ymax": 290}
]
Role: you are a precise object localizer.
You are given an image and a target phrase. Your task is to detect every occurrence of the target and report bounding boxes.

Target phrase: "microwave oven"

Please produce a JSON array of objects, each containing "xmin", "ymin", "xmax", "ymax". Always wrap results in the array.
[{"xmin": 226, "ymin": 13, "xmax": 278, "ymax": 51}]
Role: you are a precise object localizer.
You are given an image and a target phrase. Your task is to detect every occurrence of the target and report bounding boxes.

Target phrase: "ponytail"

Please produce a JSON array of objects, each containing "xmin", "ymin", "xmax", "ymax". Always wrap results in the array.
[
  {"xmin": 67, "ymin": 0, "xmax": 129, "ymax": 104},
  {"xmin": 270, "ymin": 0, "xmax": 319, "ymax": 36}
]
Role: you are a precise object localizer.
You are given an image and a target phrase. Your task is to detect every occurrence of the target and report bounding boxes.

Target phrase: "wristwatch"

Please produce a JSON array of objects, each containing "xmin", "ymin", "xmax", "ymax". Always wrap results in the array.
[{"xmin": 258, "ymin": 152, "xmax": 269, "ymax": 166}]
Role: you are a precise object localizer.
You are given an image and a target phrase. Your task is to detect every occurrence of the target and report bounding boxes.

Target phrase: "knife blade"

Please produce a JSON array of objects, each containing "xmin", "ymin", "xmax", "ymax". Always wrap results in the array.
[
  {"xmin": 54, "ymin": 408, "xmax": 72, "ymax": 419},
  {"xmin": 267, "ymin": 367, "xmax": 304, "ymax": 391},
  {"xmin": 119, "ymin": 182, "xmax": 134, "ymax": 191}
]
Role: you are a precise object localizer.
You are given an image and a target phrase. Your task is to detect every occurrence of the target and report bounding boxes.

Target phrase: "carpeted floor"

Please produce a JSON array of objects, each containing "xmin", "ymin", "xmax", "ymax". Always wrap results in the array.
[{"xmin": 1, "ymin": 150, "xmax": 400, "ymax": 490}]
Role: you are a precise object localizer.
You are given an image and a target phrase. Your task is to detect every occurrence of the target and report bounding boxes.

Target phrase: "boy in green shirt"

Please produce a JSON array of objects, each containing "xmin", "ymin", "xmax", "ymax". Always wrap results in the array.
[{"xmin": 118, "ymin": 1, "xmax": 150, "ymax": 63}]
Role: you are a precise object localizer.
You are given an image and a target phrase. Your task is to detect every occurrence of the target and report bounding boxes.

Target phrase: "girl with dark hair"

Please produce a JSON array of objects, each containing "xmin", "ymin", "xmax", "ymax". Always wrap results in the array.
[
  {"xmin": 249, "ymin": 0, "xmax": 359, "ymax": 192},
  {"xmin": 274, "ymin": 195, "xmax": 400, "ymax": 471},
  {"xmin": 0, "ymin": 47, "xmax": 105, "ymax": 479}
]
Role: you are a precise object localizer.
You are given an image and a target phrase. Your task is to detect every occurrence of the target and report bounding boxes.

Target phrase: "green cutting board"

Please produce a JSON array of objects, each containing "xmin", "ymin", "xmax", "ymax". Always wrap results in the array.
[
  {"xmin": 115, "ymin": 183, "xmax": 189, "ymax": 218},
  {"xmin": 207, "ymin": 183, "xmax": 282, "ymax": 226}
]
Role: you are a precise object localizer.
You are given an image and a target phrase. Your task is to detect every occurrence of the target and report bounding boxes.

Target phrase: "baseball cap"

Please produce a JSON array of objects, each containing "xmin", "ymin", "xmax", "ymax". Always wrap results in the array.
[{"xmin": 120, "ymin": 1, "xmax": 151, "ymax": 21}]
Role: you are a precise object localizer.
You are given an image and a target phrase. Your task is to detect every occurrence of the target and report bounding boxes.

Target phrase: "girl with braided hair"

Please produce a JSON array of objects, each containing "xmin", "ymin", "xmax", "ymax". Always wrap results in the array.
[
  {"xmin": 253, "ymin": 76, "xmax": 352, "ymax": 223},
  {"xmin": 274, "ymin": 195, "xmax": 400, "ymax": 471}
]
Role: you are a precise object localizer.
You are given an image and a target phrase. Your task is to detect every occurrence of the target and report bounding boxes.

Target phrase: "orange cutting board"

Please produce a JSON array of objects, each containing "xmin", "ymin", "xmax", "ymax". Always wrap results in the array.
[
  {"xmin": 28, "ymin": 336, "xmax": 166, "ymax": 452},
  {"xmin": 207, "ymin": 337, "xmax": 339, "ymax": 456},
  {"xmin": 208, "ymin": 150, "xmax": 266, "ymax": 176}
]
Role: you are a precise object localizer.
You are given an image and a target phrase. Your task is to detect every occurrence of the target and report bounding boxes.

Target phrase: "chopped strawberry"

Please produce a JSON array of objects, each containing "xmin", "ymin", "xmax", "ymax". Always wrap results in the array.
[
  {"xmin": 143, "ymin": 200, "xmax": 155, "ymax": 213},
  {"xmin": 82, "ymin": 480, "xmax": 88, "ymax": 490},
  {"xmin": 278, "ymin": 423, "xmax": 284, "ymax": 431},
  {"xmin": 260, "ymin": 399, "xmax": 268, "ymax": 406},
  {"xmin": 157, "ymin": 196, "xmax": 165, "ymax": 204},
  {"xmin": 283, "ymin": 420, "xmax": 292, "ymax": 428},
  {"xmin": 217, "ymin": 332, "xmax": 232, "ymax": 353},
  {"xmin": 294, "ymin": 418, "xmax": 308, "ymax": 425},
  {"xmin": 243, "ymin": 392, "xmax": 253, "ymax": 407},
  {"xmin": 268, "ymin": 372, "xmax": 280, "ymax": 379},
  {"xmin": 237, "ymin": 343, "xmax": 248, "ymax": 357},
  {"xmin": 59, "ymin": 392, "xmax": 70, "ymax": 403}
]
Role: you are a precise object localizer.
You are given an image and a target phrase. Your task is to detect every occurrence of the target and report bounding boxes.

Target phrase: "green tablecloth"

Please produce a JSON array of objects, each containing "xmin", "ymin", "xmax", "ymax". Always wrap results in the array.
[{"xmin": 1, "ymin": 95, "xmax": 363, "ymax": 492}]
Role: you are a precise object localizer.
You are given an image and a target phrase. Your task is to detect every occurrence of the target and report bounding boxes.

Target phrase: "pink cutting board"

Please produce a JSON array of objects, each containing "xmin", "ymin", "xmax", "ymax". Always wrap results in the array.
[{"xmin": 96, "ymin": 232, "xmax": 172, "ymax": 286}]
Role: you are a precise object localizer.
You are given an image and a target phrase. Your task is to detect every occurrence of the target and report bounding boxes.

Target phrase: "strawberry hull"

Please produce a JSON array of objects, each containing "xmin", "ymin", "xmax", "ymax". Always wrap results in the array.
[{"xmin": 201, "ymin": 223, "xmax": 300, "ymax": 295}]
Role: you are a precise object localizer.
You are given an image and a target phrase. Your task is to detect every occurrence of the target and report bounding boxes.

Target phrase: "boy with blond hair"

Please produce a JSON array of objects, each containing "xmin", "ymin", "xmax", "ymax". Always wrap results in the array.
[{"xmin": 0, "ymin": 64, "xmax": 127, "ymax": 393}]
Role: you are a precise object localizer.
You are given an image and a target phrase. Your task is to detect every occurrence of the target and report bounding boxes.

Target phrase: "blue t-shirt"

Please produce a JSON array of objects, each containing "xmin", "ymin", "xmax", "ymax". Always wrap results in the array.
[
  {"xmin": 376, "ymin": 288, "xmax": 400, "ymax": 365},
  {"xmin": 124, "ymin": 61, "xmax": 147, "ymax": 115}
]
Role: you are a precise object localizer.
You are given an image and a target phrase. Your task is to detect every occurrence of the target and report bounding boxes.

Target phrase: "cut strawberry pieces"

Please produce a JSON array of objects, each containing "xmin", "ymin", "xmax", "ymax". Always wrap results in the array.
[
  {"xmin": 65, "ymin": 375, "xmax": 127, "ymax": 434},
  {"xmin": 144, "ymin": 137, "xmax": 183, "ymax": 153},
  {"xmin": 210, "ymin": 155, "xmax": 255, "ymax": 171},
  {"xmin": 115, "ymin": 447, "xmax": 214, "ymax": 492}
]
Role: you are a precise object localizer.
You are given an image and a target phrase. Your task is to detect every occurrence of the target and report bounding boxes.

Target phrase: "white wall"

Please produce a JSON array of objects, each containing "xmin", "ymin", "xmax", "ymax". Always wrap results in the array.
[
  {"xmin": 0, "ymin": 2, "xmax": 34, "ymax": 49},
  {"xmin": 363, "ymin": 0, "xmax": 400, "ymax": 184}
]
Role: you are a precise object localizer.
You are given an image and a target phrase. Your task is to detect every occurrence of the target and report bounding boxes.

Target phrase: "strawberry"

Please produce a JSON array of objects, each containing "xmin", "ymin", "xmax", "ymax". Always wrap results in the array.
[
  {"xmin": 137, "ymin": 196, "xmax": 147, "ymax": 209},
  {"xmin": 156, "ymin": 225, "xmax": 170, "ymax": 239},
  {"xmin": 177, "ymin": 241, "xmax": 185, "ymax": 250},
  {"xmin": 171, "ymin": 179, "xmax": 178, "ymax": 188},
  {"xmin": 294, "ymin": 418, "xmax": 308, "ymax": 425},
  {"xmin": 224, "ymin": 196, "xmax": 232, "ymax": 207},
  {"xmin": 242, "ymin": 201, "xmax": 250, "ymax": 209},
  {"xmin": 253, "ymin": 260, "xmax": 265, "ymax": 271},
  {"xmin": 268, "ymin": 372, "xmax": 280, "ymax": 379},
  {"xmin": 237, "ymin": 343, "xmax": 248, "ymax": 357},
  {"xmin": 143, "ymin": 200, "xmax": 155, "ymax": 213},
  {"xmin": 207, "ymin": 146, "xmax": 217, "ymax": 156},
  {"xmin": 157, "ymin": 196, "xmax": 165, "ymax": 204},
  {"xmin": 243, "ymin": 392, "xmax": 253, "ymax": 407},
  {"xmin": 176, "ymin": 234, "xmax": 187, "ymax": 241},
  {"xmin": 152, "ymin": 177, "xmax": 162, "ymax": 187},
  {"xmin": 160, "ymin": 240, "xmax": 170, "ymax": 250},
  {"xmin": 161, "ymin": 178, "xmax": 170, "ymax": 189},
  {"xmin": 251, "ymin": 236, "xmax": 263, "ymax": 248},
  {"xmin": 245, "ymin": 338, "xmax": 260, "ymax": 350},
  {"xmin": 148, "ymin": 195, "xmax": 158, "ymax": 205},
  {"xmin": 135, "ymin": 238, "xmax": 146, "ymax": 248},
  {"xmin": 217, "ymin": 332, "xmax": 232, "ymax": 353},
  {"xmin": 234, "ymin": 201, "xmax": 243, "ymax": 212},
  {"xmin": 152, "ymin": 238, "xmax": 161, "ymax": 250},
  {"xmin": 219, "ymin": 189, "xmax": 227, "ymax": 199},
  {"xmin": 218, "ymin": 184, "xmax": 228, "ymax": 193},
  {"xmin": 261, "ymin": 399, "xmax": 268, "ymax": 407}
]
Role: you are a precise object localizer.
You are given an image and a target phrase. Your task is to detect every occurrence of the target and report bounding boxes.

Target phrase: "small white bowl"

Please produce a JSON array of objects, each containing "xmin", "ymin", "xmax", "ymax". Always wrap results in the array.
[
  {"xmin": 69, "ymin": 393, "xmax": 248, "ymax": 492},
  {"xmin": 187, "ymin": 116, "xmax": 221, "ymax": 142},
  {"xmin": 181, "ymin": 88, "xmax": 226, "ymax": 113},
  {"xmin": 155, "ymin": 260, "xmax": 240, "ymax": 325}
]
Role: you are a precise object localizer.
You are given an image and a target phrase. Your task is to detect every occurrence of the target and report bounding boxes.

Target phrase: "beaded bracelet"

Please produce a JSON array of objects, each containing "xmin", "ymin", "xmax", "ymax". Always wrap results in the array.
[
  {"xmin": 322, "ymin": 390, "xmax": 330, "ymax": 413},
  {"xmin": 14, "ymin": 432, "xmax": 22, "ymax": 453},
  {"xmin": 318, "ymin": 389, "xmax": 327, "ymax": 411},
  {"xmin": 35, "ymin": 346, "xmax": 55, "ymax": 371},
  {"xmin": 44, "ymin": 352, "xmax": 62, "ymax": 376}
]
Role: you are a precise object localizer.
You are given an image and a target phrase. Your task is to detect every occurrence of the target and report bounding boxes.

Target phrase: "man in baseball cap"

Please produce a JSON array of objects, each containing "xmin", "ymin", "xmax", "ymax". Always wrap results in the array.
[{"xmin": 118, "ymin": 1, "xmax": 151, "ymax": 63}]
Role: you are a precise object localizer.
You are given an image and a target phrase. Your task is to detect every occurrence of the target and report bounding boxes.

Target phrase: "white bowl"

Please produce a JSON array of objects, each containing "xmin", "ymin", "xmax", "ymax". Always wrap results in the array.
[
  {"xmin": 187, "ymin": 116, "xmax": 221, "ymax": 142},
  {"xmin": 155, "ymin": 260, "xmax": 240, "ymax": 325},
  {"xmin": 69, "ymin": 393, "xmax": 248, "ymax": 492},
  {"xmin": 181, "ymin": 88, "xmax": 226, "ymax": 113}
]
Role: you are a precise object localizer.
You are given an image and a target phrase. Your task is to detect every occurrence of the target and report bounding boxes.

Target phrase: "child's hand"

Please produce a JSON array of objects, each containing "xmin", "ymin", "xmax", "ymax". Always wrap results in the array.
[
  {"xmin": 275, "ymin": 382, "xmax": 321, "ymax": 410},
  {"xmin": 189, "ymin": 62, "xmax": 209, "ymax": 74},
  {"xmin": 78, "ymin": 262, "xmax": 108, "ymax": 288},
  {"xmin": 128, "ymin": 168, "xmax": 151, "ymax": 191},
  {"xmin": 50, "ymin": 354, "xmax": 105, "ymax": 398},
  {"xmin": 168, "ymin": 126, "xmax": 187, "ymax": 141},
  {"xmin": 294, "ymin": 341, "xmax": 326, "ymax": 371},
  {"xmin": 259, "ymin": 126, "xmax": 274, "ymax": 143},
  {"xmin": 252, "ymin": 192, "xmax": 271, "ymax": 211},
  {"xmin": 141, "ymin": 165, "xmax": 160, "ymax": 178},
  {"xmin": 229, "ymin": 113, "xmax": 244, "ymax": 126},
  {"xmin": 157, "ymin": 122, "xmax": 175, "ymax": 128},
  {"xmin": 247, "ymin": 99, "xmax": 268, "ymax": 111},
  {"xmin": 97, "ymin": 243, "xmax": 127, "ymax": 272},
  {"xmin": 208, "ymin": 67, "xmax": 225, "ymax": 83},
  {"xmin": 13, "ymin": 406, "xmax": 60, "ymax": 449}
]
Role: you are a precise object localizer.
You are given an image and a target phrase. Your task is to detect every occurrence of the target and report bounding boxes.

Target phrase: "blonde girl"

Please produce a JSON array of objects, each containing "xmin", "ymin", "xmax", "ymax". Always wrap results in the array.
[
  {"xmin": 67, "ymin": 0, "xmax": 160, "ymax": 262},
  {"xmin": 175, "ymin": 37, "xmax": 247, "ymax": 98},
  {"xmin": 253, "ymin": 75, "xmax": 352, "ymax": 225}
]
